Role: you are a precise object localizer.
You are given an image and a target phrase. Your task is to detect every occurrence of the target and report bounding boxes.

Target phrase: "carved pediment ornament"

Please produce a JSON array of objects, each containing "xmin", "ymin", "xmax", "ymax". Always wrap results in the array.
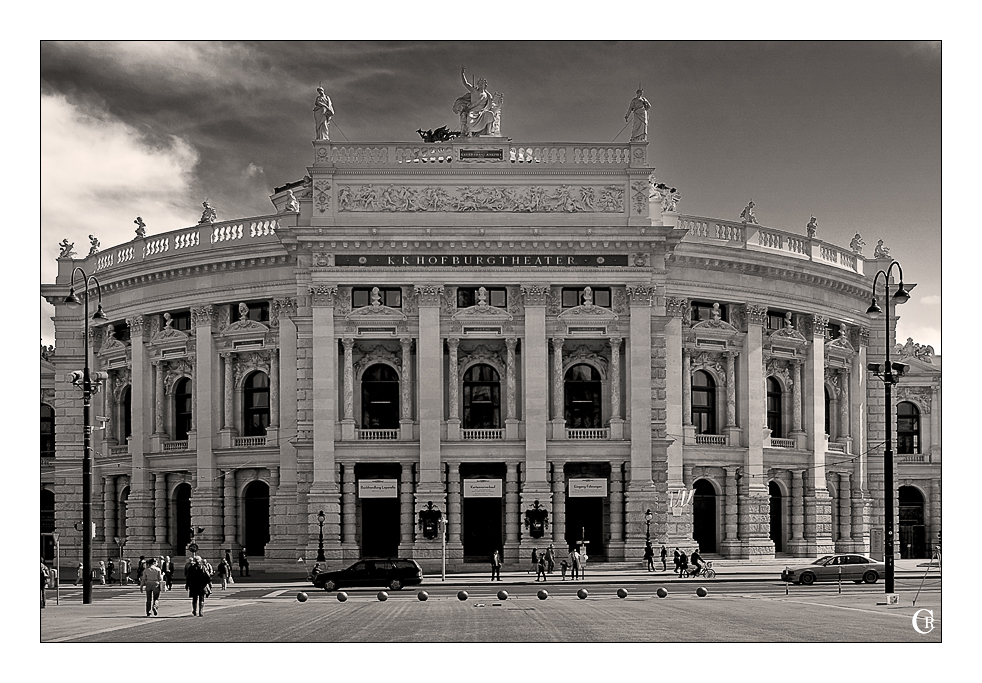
[
  {"xmin": 764, "ymin": 358, "xmax": 793, "ymax": 389},
  {"xmin": 557, "ymin": 303, "xmax": 618, "ymax": 323},
  {"xmin": 233, "ymin": 351, "xmax": 271, "ymax": 387},
  {"xmin": 354, "ymin": 344, "xmax": 402, "ymax": 377},
  {"xmin": 459, "ymin": 344, "xmax": 505, "ymax": 376},
  {"xmin": 164, "ymin": 358, "xmax": 194, "ymax": 394},
  {"xmin": 454, "ymin": 288, "xmax": 514, "ymax": 321},
  {"xmin": 691, "ymin": 351, "xmax": 726, "ymax": 386},
  {"xmin": 99, "ymin": 326, "xmax": 126, "ymax": 354},
  {"xmin": 894, "ymin": 386, "xmax": 933, "ymax": 413},
  {"xmin": 563, "ymin": 344, "xmax": 609, "ymax": 379},
  {"xmin": 347, "ymin": 286, "xmax": 408, "ymax": 321}
]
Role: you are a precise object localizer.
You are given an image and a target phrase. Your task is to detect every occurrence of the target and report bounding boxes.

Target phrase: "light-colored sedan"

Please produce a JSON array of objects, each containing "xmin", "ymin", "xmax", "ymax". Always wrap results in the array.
[{"xmin": 781, "ymin": 554, "xmax": 885, "ymax": 585}]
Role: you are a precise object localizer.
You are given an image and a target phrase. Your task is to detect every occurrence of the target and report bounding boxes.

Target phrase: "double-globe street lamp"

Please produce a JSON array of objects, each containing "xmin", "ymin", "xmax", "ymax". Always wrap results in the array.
[
  {"xmin": 644, "ymin": 509, "xmax": 653, "ymax": 542},
  {"xmin": 316, "ymin": 510, "xmax": 326, "ymax": 562},
  {"xmin": 866, "ymin": 260, "xmax": 911, "ymax": 596},
  {"xmin": 64, "ymin": 267, "xmax": 108, "ymax": 605}
]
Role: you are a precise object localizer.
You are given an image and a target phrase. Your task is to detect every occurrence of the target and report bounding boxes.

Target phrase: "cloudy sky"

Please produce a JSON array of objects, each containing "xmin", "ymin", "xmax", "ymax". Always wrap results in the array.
[{"xmin": 40, "ymin": 40, "xmax": 941, "ymax": 352}]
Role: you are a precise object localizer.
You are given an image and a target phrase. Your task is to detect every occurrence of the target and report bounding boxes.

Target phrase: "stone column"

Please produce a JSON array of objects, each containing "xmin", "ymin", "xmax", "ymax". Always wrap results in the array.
[
  {"xmin": 550, "ymin": 337, "xmax": 565, "ymax": 437},
  {"xmin": 504, "ymin": 463, "xmax": 520, "ymax": 561},
  {"xmin": 624, "ymin": 284, "xmax": 656, "ymax": 551},
  {"xmin": 341, "ymin": 464, "xmax": 358, "ymax": 557},
  {"xmin": 127, "ymin": 315, "xmax": 155, "ymax": 550},
  {"xmin": 222, "ymin": 469, "xmax": 235, "ymax": 546},
  {"xmin": 551, "ymin": 464, "xmax": 566, "ymax": 548},
  {"xmin": 399, "ymin": 464, "xmax": 415, "ymax": 555},
  {"xmin": 608, "ymin": 337, "xmax": 624, "ymax": 439},
  {"xmin": 154, "ymin": 472, "xmax": 167, "ymax": 544},
  {"xmin": 789, "ymin": 469, "xmax": 805, "ymax": 554},
  {"xmin": 447, "ymin": 462, "xmax": 463, "ymax": 557},
  {"xmin": 447, "ymin": 337, "xmax": 460, "ymax": 440},
  {"xmin": 153, "ymin": 360, "xmax": 166, "ymax": 436},
  {"xmin": 341, "ymin": 338, "xmax": 355, "ymax": 440},
  {"xmin": 269, "ymin": 349, "xmax": 279, "ymax": 428},
  {"xmin": 521, "ymin": 285, "xmax": 551, "ymax": 491},
  {"xmin": 682, "ymin": 349, "xmax": 692, "ymax": 425},
  {"xmin": 308, "ymin": 285, "xmax": 341, "ymax": 559},
  {"xmin": 665, "ymin": 298, "xmax": 687, "ymax": 501},
  {"xmin": 791, "ymin": 360, "xmax": 804, "ymax": 436},
  {"xmin": 268, "ymin": 296, "xmax": 299, "ymax": 562},
  {"xmin": 103, "ymin": 476, "xmax": 116, "ymax": 544},
  {"xmin": 837, "ymin": 472, "xmax": 852, "ymax": 552},
  {"xmin": 400, "ymin": 337, "xmax": 414, "ymax": 440},
  {"xmin": 838, "ymin": 368, "xmax": 851, "ymax": 450},
  {"xmin": 505, "ymin": 337, "xmax": 519, "ymax": 440},
  {"xmin": 720, "ymin": 466, "xmax": 740, "ymax": 557},
  {"xmin": 609, "ymin": 463, "xmax": 625, "ymax": 558},
  {"xmin": 219, "ymin": 352, "xmax": 235, "ymax": 447},
  {"xmin": 930, "ymin": 384, "xmax": 941, "ymax": 462},
  {"xmin": 803, "ymin": 315, "xmax": 833, "ymax": 555},
  {"xmin": 724, "ymin": 351, "xmax": 741, "ymax": 446}
]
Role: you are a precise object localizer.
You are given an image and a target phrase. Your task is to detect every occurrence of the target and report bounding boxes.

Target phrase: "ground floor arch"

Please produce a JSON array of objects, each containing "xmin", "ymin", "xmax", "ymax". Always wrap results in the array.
[
  {"xmin": 243, "ymin": 480, "xmax": 270, "ymax": 556},
  {"xmin": 899, "ymin": 485, "xmax": 927, "ymax": 559},
  {"xmin": 172, "ymin": 483, "xmax": 191, "ymax": 555},
  {"xmin": 768, "ymin": 481, "xmax": 784, "ymax": 553},
  {"xmin": 692, "ymin": 479, "xmax": 718, "ymax": 553}
]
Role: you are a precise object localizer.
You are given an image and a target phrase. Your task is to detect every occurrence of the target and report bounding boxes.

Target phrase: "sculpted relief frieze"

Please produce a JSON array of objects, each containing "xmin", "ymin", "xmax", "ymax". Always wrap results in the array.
[{"xmin": 337, "ymin": 184, "xmax": 624, "ymax": 213}]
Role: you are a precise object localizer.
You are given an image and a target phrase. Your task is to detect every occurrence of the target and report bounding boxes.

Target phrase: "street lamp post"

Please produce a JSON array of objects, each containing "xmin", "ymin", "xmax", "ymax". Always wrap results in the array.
[
  {"xmin": 64, "ymin": 267, "xmax": 108, "ymax": 605},
  {"xmin": 644, "ymin": 509, "xmax": 653, "ymax": 542},
  {"xmin": 316, "ymin": 510, "xmax": 326, "ymax": 562},
  {"xmin": 866, "ymin": 260, "xmax": 911, "ymax": 597}
]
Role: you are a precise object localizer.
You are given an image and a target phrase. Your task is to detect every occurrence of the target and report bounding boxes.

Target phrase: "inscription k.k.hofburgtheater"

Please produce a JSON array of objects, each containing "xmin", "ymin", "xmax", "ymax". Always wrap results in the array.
[{"xmin": 336, "ymin": 254, "xmax": 630, "ymax": 267}]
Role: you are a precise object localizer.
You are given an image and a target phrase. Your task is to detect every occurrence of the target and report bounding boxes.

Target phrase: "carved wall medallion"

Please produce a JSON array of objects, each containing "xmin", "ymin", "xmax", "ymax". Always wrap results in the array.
[{"xmin": 314, "ymin": 180, "xmax": 332, "ymax": 214}]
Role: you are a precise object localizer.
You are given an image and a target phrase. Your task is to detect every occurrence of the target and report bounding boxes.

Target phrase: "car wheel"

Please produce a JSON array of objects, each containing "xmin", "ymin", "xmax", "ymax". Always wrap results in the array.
[
  {"xmin": 863, "ymin": 571, "xmax": 879, "ymax": 584},
  {"xmin": 799, "ymin": 572, "xmax": 816, "ymax": 585},
  {"xmin": 323, "ymin": 580, "xmax": 336, "ymax": 592},
  {"xmin": 389, "ymin": 579, "xmax": 402, "ymax": 591}
]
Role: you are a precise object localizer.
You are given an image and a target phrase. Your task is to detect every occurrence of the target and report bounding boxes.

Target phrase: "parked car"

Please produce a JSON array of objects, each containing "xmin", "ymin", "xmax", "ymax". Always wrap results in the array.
[
  {"xmin": 781, "ymin": 554, "xmax": 885, "ymax": 585},
  {"xmin": 312, "ymin": 559, "xmax": 423, "ymax": 591}
]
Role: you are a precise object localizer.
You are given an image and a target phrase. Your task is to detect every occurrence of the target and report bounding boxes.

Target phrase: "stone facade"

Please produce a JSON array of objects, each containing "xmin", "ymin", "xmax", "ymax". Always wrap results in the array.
[{"xmin": 40, "ymin": 133, "xmax": 941, "ymax": 572}]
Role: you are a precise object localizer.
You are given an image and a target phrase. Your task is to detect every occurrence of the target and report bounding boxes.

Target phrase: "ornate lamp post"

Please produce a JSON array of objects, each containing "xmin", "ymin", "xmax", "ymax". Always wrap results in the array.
[
  {"xmin": 316, "ymin": 510, "xmax": 326, "ymax": 562},
  {"xmin": 644, "ymin": 509, "xmax": 653, "ymax": 542},
  {"xmin": 63, "ymin": 267, "xmax": 108, "ymax": 605},
  {"xmin": 866, "ymin": 260, "xmax": 911, "ymax": 597}
]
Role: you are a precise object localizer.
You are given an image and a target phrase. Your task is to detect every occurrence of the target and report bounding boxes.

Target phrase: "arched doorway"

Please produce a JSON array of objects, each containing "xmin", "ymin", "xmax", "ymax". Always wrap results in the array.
[
  {"xmin": 41, "ymin": 489, "xmax": 55, "ymax": 562},
  {"xmin": 692, "ymin": 479, "xmax": 717, "ymax": 553},
  {"xmin": 768, "ymin": 481, "xmax": 784, "ymax": 553},
  {"xmin": 899, "ymin": 486, "xmax": 926, "ymax": 558},
  {"xmin": 243, "ymin": 481, "xmax": 270, "ymax": 557},
  {"xmin": 173, "ymin": 483, "xmax": 191, "ymax": 555}
]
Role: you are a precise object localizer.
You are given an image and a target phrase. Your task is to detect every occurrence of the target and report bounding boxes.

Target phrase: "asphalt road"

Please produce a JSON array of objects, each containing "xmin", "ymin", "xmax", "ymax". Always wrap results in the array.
[{"xmin": 43, "ymin": 575, "xmax": 941, "ymax": 643}]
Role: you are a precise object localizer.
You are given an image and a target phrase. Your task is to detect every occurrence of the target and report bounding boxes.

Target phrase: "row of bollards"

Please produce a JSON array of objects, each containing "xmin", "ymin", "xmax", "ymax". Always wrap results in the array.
[{"xmin": 296, "ymin": 586, "xmax": 710, "ymax": 603}]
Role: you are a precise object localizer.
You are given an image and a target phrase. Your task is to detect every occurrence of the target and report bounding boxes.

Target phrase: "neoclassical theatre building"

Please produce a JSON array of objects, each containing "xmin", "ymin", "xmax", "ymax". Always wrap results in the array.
[{"xmin": 40, "ymin": 89, "xmax": 942, "ymax": 571}]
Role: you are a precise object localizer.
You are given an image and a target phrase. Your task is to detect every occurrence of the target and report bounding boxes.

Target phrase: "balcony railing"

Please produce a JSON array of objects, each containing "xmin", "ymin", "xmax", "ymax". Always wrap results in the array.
[
  {"xmin": 163, "ymin": 440, "xmax": 189, "ymax": 452},
  {"xmin": 566, "ymin": 428, "xmax": 610, "ymax": 440},
  {"xmin": 109, "ymin": 445, "xmax": 129, "ymax": 456},
  {"xmin": 770, "ymin": 438, "xmax": 797, "ymax": 449},
  {"xmin": 899, "ymin": 454, "xmax": 926, "ymax": 463},
  {"xmin": 233, "ymin": 436, "xmax": 268, "ymax": 448},
  {"xmin": 462, "ymin": 428, "xmax": 504, "ymax": 440},
  {"xmin": 357, "ymin": 429, "xmax": 400, "ymax": 441},
  {"xmin": 695, "ymin": 434, "xmax": 727, "ymax": 446},
  {"xmin": 827, "ymin": 442, "xmax": 846, "ymax": 453}
]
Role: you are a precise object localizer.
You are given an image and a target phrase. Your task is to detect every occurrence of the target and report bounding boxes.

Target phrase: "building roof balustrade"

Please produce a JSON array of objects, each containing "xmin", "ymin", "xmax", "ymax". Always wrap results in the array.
[{"xmin": 317, "ymin": 141, "xmax": 636, "ymax": 168}]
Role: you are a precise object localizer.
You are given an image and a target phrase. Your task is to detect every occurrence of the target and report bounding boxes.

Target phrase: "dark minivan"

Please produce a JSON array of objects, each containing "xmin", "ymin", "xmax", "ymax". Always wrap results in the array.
[{"xmin": 312, "ymin": 559, "xmax": 423, "ymax": 591}]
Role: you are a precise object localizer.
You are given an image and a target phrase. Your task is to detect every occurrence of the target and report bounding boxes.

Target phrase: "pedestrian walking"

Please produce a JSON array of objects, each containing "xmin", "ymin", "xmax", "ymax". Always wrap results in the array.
[
  {"xmin": 185, "ymin": 556, "xmax": 212, "ymax": 617},
  {"xmin": 238, "ymin": 549, "xmax": 250, "ymax": 577},
  {"xmin": 579, "ymin": 547, "xmax": 589, "ymax": 578},
  {"xmin": 216, "ymin": 557, "xmax": 230, "ymax": 590},
  {"xmin": 490, "ymin": 549, "xmax": 502, "ymax": 581},
  {"xmin": 41, "ymin": 559, "xmax": 49, "ymax": 609},
  {"xmin": 568, "ymin": 547, "xmax": 580, "ymax": 580},
  {"xmin": 140, "ymin": 557, "xmax": 164, "ymax": 616},
  {"xmin": 106, "ymin": 558, "xmax": 116, "ymax": 585},
  {"xmin": 530, "ymin": 548, "xmax": 539, "ymax": 574},
  {"xmin": 644, "ymin": 542, "xmax": 655, "ymax": 571},
  {"xmin": 536, "ymin": 553, "xmax": 548, "ymax": 582},
  {"xmin": 98, "ymin": 560, "xmax": 106, "ymax": 585},
  {"xmin": 546, "ymin": 544, "xmax": 556, "ymax": 573},
  {"xmin": 225, "ymin": 551, "xmax": 234, "ymax": 584},
  {"xmin": 673, "ymin": 547, "xmax": 681, "ymax": 573},
  {"xmin": 75, "ymin": 560, "xmax": 83, "ymax": 586},
  {"xmin": 120, "ymin": 558, "xmax": 130, "ymax": 585},
  {"xmin": 678, "ymin": 549, "xmax": 688, "ymax": 578},
  {"xmin": 560, "ymin": 559, "xmax": 568, "ymax": 580},
  {"xmin": 137, "ymin": 556, "xmax": 146, "ymax": 584},
  {"xmin": 660, "ymin": 544, "xmax": 668, "ymax": 571},
  {"xmin": 163, "ymin": 556, "xmax": 174, "ymax": 591}
]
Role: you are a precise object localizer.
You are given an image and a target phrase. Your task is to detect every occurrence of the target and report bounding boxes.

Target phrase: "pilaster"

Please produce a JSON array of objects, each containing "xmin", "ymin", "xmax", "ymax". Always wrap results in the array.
[
  {"xmin": 415, "ymin": 285, "xmax": 444, "ymax": 488},
  {"xmin": 664, "ymin": 300, "xmax": 685, "ymax": 487},
  {"xmin": 189, "ymin": 306, "xmax": 221, "ymax": 557},
  {"xmin": 521, "ymin": 284, "xmax": 550, "ymax": 485},
  {"xmin": 127, "ymin": 314, "xmax": 154, "ymax": 549}
]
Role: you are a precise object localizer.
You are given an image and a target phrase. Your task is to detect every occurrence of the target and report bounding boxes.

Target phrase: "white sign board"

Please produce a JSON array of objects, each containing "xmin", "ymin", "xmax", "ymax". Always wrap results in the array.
[
  {"xmin": 568, "ymin": 478, "xmax": 608, "ymax": 498},
  {"xmin": 463, "ymin": 478, "xmax": 503, "ymax": 498},
  {"xmin": 358, "ymin": 479, "xmax": 398, "ymax": 498}
]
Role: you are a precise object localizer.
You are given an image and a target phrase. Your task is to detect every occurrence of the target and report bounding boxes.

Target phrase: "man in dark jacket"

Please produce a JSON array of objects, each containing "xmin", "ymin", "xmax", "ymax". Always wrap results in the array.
[
  {"xmin": 238, "ymin": 549, "xmax": 250, "ymax": 577},
  {"xmin": 185, "ymin": 556, "xmax": 212, "ymax": 617},
  {"xmin": 660, "ymin": 545, "xmax": 668, "ymax": 571}
]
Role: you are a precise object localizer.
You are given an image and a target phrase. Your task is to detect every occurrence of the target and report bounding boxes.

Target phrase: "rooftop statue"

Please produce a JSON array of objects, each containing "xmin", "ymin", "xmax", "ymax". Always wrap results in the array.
[
  {"xmin": 740, "ymin": 200, "xmax": 759, "ymax": 225},
  {"xmin": 417, "ymin": 126, "xmax": 460, "ymax": 143},
  {"xmin": 199, "ymin": 200, "xmax": 218, "ymax": 225},
  {"xmin": 58, "ymin": 239, "xmax": 76, "ymax": 258},
  {"xmin": 873, "ymin": 239, "xmax": 890, "ymax": 258},
  {"xmin": 88, "ymin": 235, "xmax": 101, "ymax": 256},
  {"xmin": 284, "ymin": 189, "xmax": 300, "ymax": 213},
  {"xmin": 624, "ymin": 87, "xmax": 651, "ymax": 142},
  {"xmin": 134, "ymin": 216, "xmax": 146, "ymax": 238},
  {"xmin": 806, "ymin": 216, "xmax": 818, "ymax": 238},
  {"xmin": 850, "ymin": 233, "xmax": 865, "ymax": 254},
  {"xmin": 313, "ymin": 87, "xmax": 334, "ymax": 141},
  {"xmin": 453, "ymin": 66, "xmax": 502, "ymax": 137}
]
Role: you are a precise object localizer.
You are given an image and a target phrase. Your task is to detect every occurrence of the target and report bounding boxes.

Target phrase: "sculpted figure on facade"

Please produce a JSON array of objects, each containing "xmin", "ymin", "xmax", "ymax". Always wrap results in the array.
[
  {"xmin": 88, "ymin": 235, "xmax": 101, "ymax": 256},
  {"xmin": 849, "ymin": 233, "xmax": 865, "ymax": 254},
  {"xmin": 895, "ymin": 336, "xmax": 936, "ymax": 363},
  {"xmin": 134, "ymin": 216, "xmax": 146, "ymax": 238},
  {"xmin": 624, "ymin": 87, "xmax": 651, "ymax": 142},
  {"xmin": 313, "ymin": 87, "xmax": 334, "ymax": 141},
  {"xmin": 198, "ymin": 200, "xmax": 217, "ymax": 225},
  {"xmin": 806, "ymin": 216, "xmax": 818, "ymax": 239},
  {"xmin": 58, "ymin": 239, "xmax": 76, "ymax": 258},
  {"xmin": 740, "ymin": 200, "xmax": 759, "ymax": 225},
  {"xmin": 873, "ymin": 239, "xmax": 891, "ymax": 258},
  {"xmin": 283, "ymin": 189, "xmax": 300, "ymax": 213},
  {"xmin": 454, "ymin": 66, "xmax": 502, "ymax": 137}
]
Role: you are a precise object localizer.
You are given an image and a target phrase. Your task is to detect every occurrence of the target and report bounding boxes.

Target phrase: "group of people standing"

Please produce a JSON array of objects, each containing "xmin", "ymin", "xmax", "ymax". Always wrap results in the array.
[
  {"xmin": 672, "ymin": 547, "xmax": 705, "ymax": 577},
  {"xmin": 489, "ymin": 544, "xmax": 591, "ymax": 582}
]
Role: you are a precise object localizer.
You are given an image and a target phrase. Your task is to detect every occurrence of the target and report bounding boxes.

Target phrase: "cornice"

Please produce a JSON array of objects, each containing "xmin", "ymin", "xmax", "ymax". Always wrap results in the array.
[{"xmin": 97, "ymin": 255, "xmax": 293, "ymax": 295}]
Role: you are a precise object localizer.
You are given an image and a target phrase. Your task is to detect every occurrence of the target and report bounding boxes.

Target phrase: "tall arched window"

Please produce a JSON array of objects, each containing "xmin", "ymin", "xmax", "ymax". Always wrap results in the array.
[
  {"xmin": 121, "ymin": 386, "xmax": 132, "ymax": 441},
  {"xmin": 691, "ymin": 371, "xmax": 717, "ymax": 434},
  {"xmin": 766, "ymin": 377, "xmax": 783, "ymax": 438},
  {"xmin": 463, "ymin": 364, "xmax": 501, "ymax": 429},
  {"xmin": 897, "ymin": 401, "xmax": 921, "ymax": 454},
  {"xmin": 41, "ymin": 404, "xmax": 55, "ymax": 455},
  {"xmin": 243, "ymin": 372, "xmax": 270, "ymax": 437},
  {"xmin": 564, "ymin": 364, "xmax": 602, "ymax": 428},
  {"xmin": 361, "ymin": 364, "xmax": 399, "ymax": 429},
  {"xmin": 174, "ymin": 378, "xmax": 193, "ymax": 440}
]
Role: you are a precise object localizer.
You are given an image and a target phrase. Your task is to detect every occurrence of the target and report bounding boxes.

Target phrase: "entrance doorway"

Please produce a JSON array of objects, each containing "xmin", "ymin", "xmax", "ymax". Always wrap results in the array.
[
  {"xmin": 463, "ymin": 497, "xmax": 503, "ymax": 559},
  {"xmin": 768, "ymin": 481, "xmax": 784, "ymax": 552},
  {"xmin": 692, "ymin": 479, "xmax": 717, "ymax": 553},
  {"xmin": 243, "ymin": 481, "xmax": 270, "ymax": 557},
  {"xmin": 899, "ymin": 486, "xmax": 926, "ymax": 559},
  {"xmin": 173, "ymin": 483, "xmax": 191, "ymax": 555},
  {"xmin": 360, "ymin": 497, "xmax": 400, "ymax": 557},
  {"xmin": 565, "ymin": 497, "xmax": 605, "ymax": 557}
]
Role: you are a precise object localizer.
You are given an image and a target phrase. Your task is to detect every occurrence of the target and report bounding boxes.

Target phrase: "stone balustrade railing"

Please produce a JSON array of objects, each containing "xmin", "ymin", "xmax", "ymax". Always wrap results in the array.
[
  {"xmin": 68, "ymin": 214, "xmax": 283, "ymax": 277},
  {"xmin": 233, "ymin": 436, "xmax": 267, "ymax": 448},
  {"xmin": 316, "ymin": 141, "xmax": 635, "ymax": 168},
  {"xmin": 566, "ymin": 428, "xmax": 610, "ymax": 440},
  {"xmin": 462, "ymin": 428, "xmax": 505, "ymax": 440},
  {"xmin": 109, "ymin": 445, "xmax": 129, "ymax": 456},
  {"xmin": 163, "ymin": 440, "xmax": 189, "ymax": 451},
  {"xmin": 827, "ymin": 442, "xmax": 846, "ymax": 453},
  {"xmin": 695, "ymin": 434, "xmax": 727, "ymax": 446},
  {"xmin": 357, "ymin": 429, "xmax": 400, "ymax": 441},
  {"xmin": 676, "ymin": 215, "xmax": 864, "ymax": 275},
  {"xmin": 769, "ymin": 438, "xmax": 797, "ymax": 449}
]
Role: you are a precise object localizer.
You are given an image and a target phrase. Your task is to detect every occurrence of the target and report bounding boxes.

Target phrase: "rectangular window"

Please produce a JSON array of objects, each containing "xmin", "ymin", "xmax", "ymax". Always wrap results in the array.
[
  {"xmin": 113, "ymin": 322, "xmax": 131, "ymax": 343},
  {"xmin": 691, "ymin": 301, "xmax": 727, "ymax": 323},
  {"xmin": 561, "ymin": 288, "xmax": 611, "ymax": 308},
  {"xmin": 767, "ymin": 312, "xmax": 786, "ymax": 331},
  {"xmin": 170, "ymin": 311, "xmax": 192, "ymax": 331},
  {"xmin": 457, "ymin": 287, "xmax": 507, "ymax": 308},
  {"xmin": 826, "ymin": 322, "xmax": 841, "ymax": 340},
  {"xmin": 353, "ymin": 287, "xmax": 402, "ymax": 309},
  {"xmin": 246, "ymin": 302, "xmax": 270, "ymax": 323}
]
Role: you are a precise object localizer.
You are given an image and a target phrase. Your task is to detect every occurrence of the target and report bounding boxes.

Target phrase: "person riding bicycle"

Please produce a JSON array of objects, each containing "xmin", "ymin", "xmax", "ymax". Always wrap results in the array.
[{"xmin": 690, "ymin": 549, "xmax": 704, "ymax": 577}]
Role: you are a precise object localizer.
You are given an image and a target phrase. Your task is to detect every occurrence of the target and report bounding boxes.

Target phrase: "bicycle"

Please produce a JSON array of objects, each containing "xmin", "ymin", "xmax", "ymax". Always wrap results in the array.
[{"xmin": 681, "ymin": 561, "xmax": 716, "ymax": 579}]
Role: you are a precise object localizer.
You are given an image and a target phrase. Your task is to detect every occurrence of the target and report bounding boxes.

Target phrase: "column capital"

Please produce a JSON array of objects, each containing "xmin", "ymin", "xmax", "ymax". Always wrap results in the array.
[
  {"xmin": 608, "ymin": 336, "xmax": 623, "ymax": 348},
  {"xmin": 745, "ymin": 304, "xmax": 768, "ymax": 326},
  {"xmin": 414, "ymin": 284, "xmax": 444, "ymax": 307},
  {"xmin": 127, "ymin": 314, "xmax": 148, "ymax": 337},
  {"xmin": 551, "ymin": 337, "xmax": 565, "ymax": 351},
  {"xmin": 400, "ymin": 336, "xmax": 413, "ymax": 349},
  {"xmin": 856, "ymin": 325, "xmax": 871, "ymax": 348},
  {"xmin": 810, "ymin": 314, "xmax": 829, "ymax": 338},
  {"xmin": 190, "ymin": 305, "xmax": 216, "ymax": 327},
  {"xmin": 446, "ymin": 336, "xmax": 459, "ymax": 351},
  {"xmin": 505, "ymin": 336, "xmax": 518, "ymax": 351},
  {"xmin": 341, "ymin": 337, "xmax": 355, "ymax": 351},
  {"xmin": 520, "ymin": 284, "xmax": 550, "ymax": 307},
  {"xmin": 309, "ymin": 284, "xmax": 339, "ymax": 307},
  {"xmin": 271, "ymin": 297, "xmax": 297, "ymax": 325},
  {"xmin": 666, "ymin": 296, "xmax": 688, "ymax": 318},
  {"xmin": 625, "ymin": 284, "xmax": 654, "ymax": 306}
]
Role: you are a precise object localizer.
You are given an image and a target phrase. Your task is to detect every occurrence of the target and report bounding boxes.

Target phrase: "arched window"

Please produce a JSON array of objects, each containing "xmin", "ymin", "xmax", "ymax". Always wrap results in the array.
[
  {"xmin": 766, "ymin": 377, "xmax": 783, "ymax": 438},
  {"xmin": 243, "ymin": 372, "xmax": 270, "ymax": 437},
  {"xmin": 463, "ymin": 364, "xmax": 501, "ymax": 429},
  {"xmin": 41, "ymin": 404, "xmax": 55, "ymax": 455},
  {"xmin": 564, "ymin": 364, "xmax": 602, "ymax": 429},
  {"xmin": 691, "ymin": 371, "xmax": 716, "ymax": 435},
  {"xmin": 174, "ymin": 378, "xmax": 192, "ymax": 440},
  {"xmin": 361, "ymin": 364, "xmax": 399, "ymax": 429},
  {"xmin": 897, "ymin": 401, "xmax": 921, "ymax": 454},
  {"xmin": 824, "ymin": 386, "xmax": 832, "ymax": 437},
  {"xmin": 121, "ymin": 386, "xmax": 132, "ymax": 441}
]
